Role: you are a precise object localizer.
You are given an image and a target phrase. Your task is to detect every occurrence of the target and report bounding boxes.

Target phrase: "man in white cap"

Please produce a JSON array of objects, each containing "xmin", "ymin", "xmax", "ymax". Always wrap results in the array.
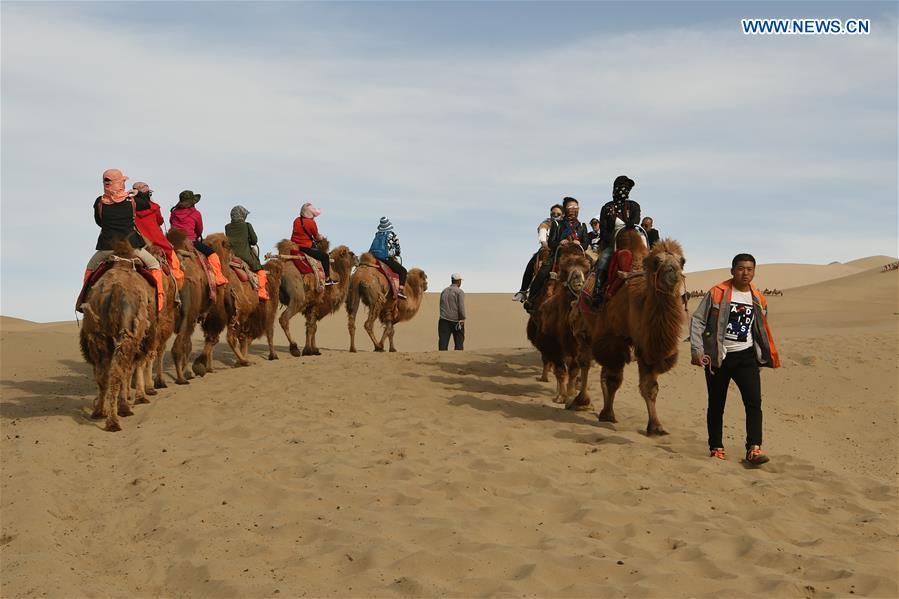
[{"xmin": 438, "ymin": 273, "xmax": 466, "ymax": 350}]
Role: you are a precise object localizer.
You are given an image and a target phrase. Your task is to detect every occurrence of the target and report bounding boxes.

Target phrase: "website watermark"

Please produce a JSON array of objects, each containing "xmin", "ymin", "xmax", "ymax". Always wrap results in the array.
[{"xmin": 741, "ymin": 18, "xmax": 870, "ymax": 35}]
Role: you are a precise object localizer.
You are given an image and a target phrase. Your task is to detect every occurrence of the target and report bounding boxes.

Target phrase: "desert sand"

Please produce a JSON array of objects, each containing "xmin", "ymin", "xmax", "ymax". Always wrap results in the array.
[{"xmin": 1, "ymin": 258, "xmax": 897, "ymax": 598}]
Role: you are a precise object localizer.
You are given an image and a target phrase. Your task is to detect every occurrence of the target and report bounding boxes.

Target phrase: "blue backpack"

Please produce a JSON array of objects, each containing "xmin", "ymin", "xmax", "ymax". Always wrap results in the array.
[{"xmin": 369, "ymin": 231, "xmax": 389, "ymax": 260}]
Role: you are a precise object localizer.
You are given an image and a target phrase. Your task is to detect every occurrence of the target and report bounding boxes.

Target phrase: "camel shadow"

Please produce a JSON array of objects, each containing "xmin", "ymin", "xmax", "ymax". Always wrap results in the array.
[
  {"xmin": 426, "ymin": 350, "xmax": 547, "ymax": 396},
  {"xmin": 447, "ymin": 393, "xmax": 600, "ymax": 427},
  {"xmin": 0, "ymin": 359, "xmax": 97, "ymax": 425}
]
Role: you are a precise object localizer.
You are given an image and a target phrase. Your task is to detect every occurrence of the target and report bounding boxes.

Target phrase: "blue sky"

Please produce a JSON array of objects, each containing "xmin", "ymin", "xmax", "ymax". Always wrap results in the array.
[{"xmin": 2, "ymin": 1, "xmax": 897, "ymax": 322}]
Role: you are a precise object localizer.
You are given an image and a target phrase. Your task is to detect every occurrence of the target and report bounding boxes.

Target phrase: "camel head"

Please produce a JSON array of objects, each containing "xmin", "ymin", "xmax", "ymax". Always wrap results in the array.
[
  {"xmin": 557, "ymin": 242, "xmax": 591, "ymax": 294},
  {"xmin": 407, "ymin": 268, "xmax": 428, "ymax": 293},
  {"xmin": 329, "ymin": 245, "xmax": 358, "ymax": 271},
  {"xmin": 643, "ymin": 238, "xmax": 685, "ymax": 294}
]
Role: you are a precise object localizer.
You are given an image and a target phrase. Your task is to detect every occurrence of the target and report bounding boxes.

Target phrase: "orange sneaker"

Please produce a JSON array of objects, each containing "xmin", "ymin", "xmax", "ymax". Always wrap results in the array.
[
  {"xmin": 745, "ymin": 446, "xmax": 769, "ymax": 466},
  {"xmin": 709, "ymin": 448, "xmax": 726, "ymax": 460}
]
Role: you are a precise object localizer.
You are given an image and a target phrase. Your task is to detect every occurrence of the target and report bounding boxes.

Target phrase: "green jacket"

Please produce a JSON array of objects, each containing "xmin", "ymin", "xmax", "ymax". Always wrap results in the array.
[{"xmin": 225, "ymin": 221, "xmax": 262, "ymax": 271}]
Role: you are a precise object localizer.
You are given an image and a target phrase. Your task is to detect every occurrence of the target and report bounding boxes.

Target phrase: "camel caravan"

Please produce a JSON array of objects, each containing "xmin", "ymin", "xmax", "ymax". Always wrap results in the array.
[
  {"xmin": 77, "ymin": 170, "xmax": 427, "ymax": 431},
  {"xmin": 523, "ymin": 176, "xmax": 688, "ymax": 436}
]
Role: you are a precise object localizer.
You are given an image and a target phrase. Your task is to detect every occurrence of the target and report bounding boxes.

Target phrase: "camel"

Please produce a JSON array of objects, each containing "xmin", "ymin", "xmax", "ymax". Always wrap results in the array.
[
  {"xmin": 193, "ymin": 233, "xmax": 259, "ymax": 373},
  {"xmin": 274, "ymin": 239, "xmax": 357, "ymax": 356},
  {"xmin": 571, "ymin": 229, "xmax": 686, "ymax": 435},
  {"xmin": 78, "ymin": 243, "xmax": 156, "ymax": 431},
  {"xmin": 346, "ymin": 253, "xmax": 428, "ymax": 352},
  {"xmin": 526, "ymin": 242, "xmax": 593, "ymax": 405},
  {"xmin": 167, "ymin": 229, "xmax": 214, "ymax": 384}
]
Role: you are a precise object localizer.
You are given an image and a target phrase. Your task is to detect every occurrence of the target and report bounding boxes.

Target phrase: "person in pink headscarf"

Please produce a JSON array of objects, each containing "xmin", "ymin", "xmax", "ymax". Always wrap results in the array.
[
  {"xmin": 290, "ymin": 202, "xmax": 336, "ymax": 285},
  {"xmin": 79, "ymin": 169, "xmax": 166, "ymax": 312}
]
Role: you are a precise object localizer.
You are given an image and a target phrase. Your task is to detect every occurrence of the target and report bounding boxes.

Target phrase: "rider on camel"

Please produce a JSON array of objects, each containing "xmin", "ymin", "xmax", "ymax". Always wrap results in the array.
[
  {"xmin": 369, "ymin": 217, "xmax": 408, "ymax": 299},
  {"xmin": 132, "ymin": 181, "xmax": 184, "ymax": 289},
  {"xmin": 169, "ymin": 190, "xmax": 229, "ymax": 287},
  {"xmin": 225, "ymin": 205, "xmax": 270, "ymax": 300},
  {"xmin": 513, "ymin": 203, "xmax": 563, "ymax": 303},
  {"xmin": 79, "ymin": 169, "xmax": 165, "ymax": 312},
  {"xmin": 590, "ymin": 175, "xmax": 641, "ymax": 307},
  {"xmin": 525, "ymin": 197, "xmax": 588, "ymax": 311},
  {"xmin": 291, "ymin": 202, "xmax": 337, "ymax": 286}
]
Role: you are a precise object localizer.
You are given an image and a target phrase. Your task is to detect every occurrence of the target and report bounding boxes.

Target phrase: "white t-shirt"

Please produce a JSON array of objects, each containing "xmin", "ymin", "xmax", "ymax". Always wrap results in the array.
[{"xmin": 723, "ymin": 289, "xmax": 755, "ymax": 353}]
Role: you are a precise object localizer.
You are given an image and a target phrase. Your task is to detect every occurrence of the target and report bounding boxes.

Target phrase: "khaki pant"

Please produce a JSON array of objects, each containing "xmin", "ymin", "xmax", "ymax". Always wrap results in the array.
[{"xmin": 86, "ymin": 247, "xmax": 160, "ymax": 271}]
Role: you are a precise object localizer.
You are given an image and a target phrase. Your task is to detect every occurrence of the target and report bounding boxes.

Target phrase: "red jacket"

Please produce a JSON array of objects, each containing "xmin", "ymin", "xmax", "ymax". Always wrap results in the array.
[
  {"xmin": 135, "ymin": 201, "xmax": 173, "ymax": 252},
  {"xmin": 170, "ymin": 206, "xmax": 204, "ymax": 241},
  {"xmin": 291, "ymin": 216, "xmax": 319, "ymax": 249}
]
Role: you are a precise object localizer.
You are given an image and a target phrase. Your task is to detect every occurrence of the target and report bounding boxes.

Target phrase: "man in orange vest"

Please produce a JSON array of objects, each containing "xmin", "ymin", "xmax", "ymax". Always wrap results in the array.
[{"xmin": 690, "ymin": 253, "xmax": 781, "ymax": 466}]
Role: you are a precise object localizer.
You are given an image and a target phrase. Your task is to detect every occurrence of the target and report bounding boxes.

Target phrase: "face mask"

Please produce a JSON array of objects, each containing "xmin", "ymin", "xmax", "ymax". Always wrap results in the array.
[
  {"xmin": 135, "ymin": 191, "xmax": 151, "ymax": 203},
  {"xmin": 551, "ymin": 215, "xmax": 563, "ymax": 222}
]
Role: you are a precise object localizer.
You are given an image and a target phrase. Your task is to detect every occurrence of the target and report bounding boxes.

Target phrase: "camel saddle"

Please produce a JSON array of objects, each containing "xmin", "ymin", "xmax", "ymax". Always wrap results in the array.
[
  {"xmin": 289, "ymin": 249, "xmax": 325, "ymax": 286},
  {"xmin": 374, "ymin": 259, "xmax": 401, "ymax": 298},
  {"xmin": 177, "ymin": 247, "xmax": 217, "ymax": 302},
  {"xmin": 75, "ymin": 258, "xmax": 157, "ymax": 312},
  {"xmin": 147, "ymin": 245, "xmax": 172, "ymax": 277},
  {"xmin": 229, "ymin": 256, "xmax": 258, "ymax": 288},
  {"xmin": 578, "ymin": 249, "xmax": 635, "ymax": 315}
]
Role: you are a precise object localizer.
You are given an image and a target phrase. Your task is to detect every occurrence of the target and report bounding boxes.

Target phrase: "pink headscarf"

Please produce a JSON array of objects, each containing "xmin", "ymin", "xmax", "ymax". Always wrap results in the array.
[
  {"xmin": 301, "ymin": 202, "xmax": 321, "ymax": 218},
  {"xmin": 100, "ymin": 169, "xmax": 131, "ymax": 205}
]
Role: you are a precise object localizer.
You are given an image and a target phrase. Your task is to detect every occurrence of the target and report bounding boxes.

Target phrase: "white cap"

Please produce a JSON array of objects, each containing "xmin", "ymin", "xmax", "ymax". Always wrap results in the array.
[{"xmin": 451, "ymin": 273, "xmax": 462, "ymax": 281}]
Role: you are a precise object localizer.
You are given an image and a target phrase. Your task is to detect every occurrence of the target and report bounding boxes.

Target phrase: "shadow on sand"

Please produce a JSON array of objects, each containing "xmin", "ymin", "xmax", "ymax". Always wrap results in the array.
[{"xmin": 1, "ymin": 359, "xmax": 97, "ymax": 424}]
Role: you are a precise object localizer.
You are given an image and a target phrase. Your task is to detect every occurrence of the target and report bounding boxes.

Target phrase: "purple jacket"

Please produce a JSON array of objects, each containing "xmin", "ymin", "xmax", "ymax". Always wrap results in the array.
[{"xmin": 170, "ymin": 207, "xmax": 204, "ymax": 241}]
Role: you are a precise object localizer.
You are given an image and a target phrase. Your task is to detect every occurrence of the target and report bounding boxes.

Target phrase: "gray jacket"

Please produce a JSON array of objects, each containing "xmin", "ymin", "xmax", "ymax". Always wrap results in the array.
[{"xmin": 689, "ymin": 280, "xmax": 781, "ymax": 370}]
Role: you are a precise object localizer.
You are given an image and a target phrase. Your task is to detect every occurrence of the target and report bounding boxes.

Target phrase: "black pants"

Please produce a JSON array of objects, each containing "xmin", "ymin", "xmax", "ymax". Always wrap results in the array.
[
  {"xmin": 705, "ymin": 347, "xmax": 762, "ymax": 450},
  {"xmin": 438, "ymin": 318, "xmax": 464, "ymax": 351},
  {"xmin": 519, "ymin": 252, "xmax": 538, "ymax": 293},
  {"xmin": 193, "ymin": 240, "xmax": 215, "ymax": 257},
  {"xmin": 383, "ymin": 257, "xmax": 407, "ymax": 285},
  {"xmin": 299, "ymin": 246, "xmax": 331, "ymax": 277}
]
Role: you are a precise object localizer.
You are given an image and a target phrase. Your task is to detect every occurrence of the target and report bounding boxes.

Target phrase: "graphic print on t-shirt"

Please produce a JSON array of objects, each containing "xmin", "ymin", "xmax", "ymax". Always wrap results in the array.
[{"xmin": 725, "ymin": 301, "xmax": 754, "ymax": 342}]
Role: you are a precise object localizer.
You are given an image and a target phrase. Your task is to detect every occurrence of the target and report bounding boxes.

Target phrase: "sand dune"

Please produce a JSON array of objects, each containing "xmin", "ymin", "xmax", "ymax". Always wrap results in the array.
[
  {"xmin": 1, "ymin": 259, "xmax": 897, "ymax": 597},
  {"xmin": 684, "ymin": 254, "xmax": 897, "ymax": 293}
]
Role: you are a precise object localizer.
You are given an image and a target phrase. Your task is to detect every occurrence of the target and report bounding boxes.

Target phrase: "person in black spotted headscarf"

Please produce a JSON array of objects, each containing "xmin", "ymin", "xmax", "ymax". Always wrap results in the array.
[{"xmin": 590, "ymin": 175, "xmax": 641, "ymax": 306}]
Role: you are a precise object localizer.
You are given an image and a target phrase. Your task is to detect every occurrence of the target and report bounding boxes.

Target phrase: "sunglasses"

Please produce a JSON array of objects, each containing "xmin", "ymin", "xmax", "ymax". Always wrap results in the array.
[{"xmin": 551, "ymin": 212, "xmax": 563, "ymax": 217}]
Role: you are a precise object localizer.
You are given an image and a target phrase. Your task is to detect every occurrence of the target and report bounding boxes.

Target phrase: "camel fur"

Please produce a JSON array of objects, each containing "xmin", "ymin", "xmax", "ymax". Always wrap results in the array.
[
  {"xmin": 572, "ymin": 230, "xmax": 686, "ymax": 435},
  {"xmin": 78, "ymin": 242, "xmax": 155, "ymax": 432},
  {"xmin": 346, "ymin": 253, "xmax": 428, "ymax": 352}
]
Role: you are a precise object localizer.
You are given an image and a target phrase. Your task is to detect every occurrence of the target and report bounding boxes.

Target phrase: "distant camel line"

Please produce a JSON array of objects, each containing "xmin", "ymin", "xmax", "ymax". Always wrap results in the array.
[{"xmin": 881, "ymin": 261, "xmax": 899, "ymax": 272}]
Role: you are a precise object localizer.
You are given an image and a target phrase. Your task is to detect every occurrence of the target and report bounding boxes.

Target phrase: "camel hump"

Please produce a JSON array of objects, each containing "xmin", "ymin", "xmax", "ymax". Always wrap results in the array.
[{"xmin": 359, "ymin": 252, "xmax": 378, "ymax": 266}]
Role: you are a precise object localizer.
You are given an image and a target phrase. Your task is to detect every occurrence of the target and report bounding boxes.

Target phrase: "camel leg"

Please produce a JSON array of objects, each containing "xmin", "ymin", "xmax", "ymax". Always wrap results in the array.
[
  {"xmin": 364, "ymin": 302, "xmax": 384, "ymax": 352},
  {"xmin": 538, "ymin": 360, "xmax": 551, "ymax": 382},
  {"xmin": 141, "ymin": 353, "xmax": 157, "ymax": 398},
  {"xmin": 597, "ymin": 366, "xmax": 623, "ymax": 423},
  {"xmin": 118, "ymin": 367, "xmax": 135, "ymax": 416},
  {"xmin": 193, "ymin": 332, "xmax": 218, "ymax": 377},
  {"xmin": 566, "ymin": 347, "xmax": 594, "ymax": 410},
  {"xmin": 265, "ymin": 316, "xmax": 278, "ymax": 360},
  {"xmin": 638, "ymin": 360, "xmax": 668, "ymax": 436},
  {"xmin": 279, "ymin": 300, "xmax": 303, "ymax": 357},
  {"xmin": 90, "ymin": 364, "xmax": 107, "ymax": 419},
  {"xmin": 302, "ymin": 311, "xmax": 320, "ymax": 356},
  {"xmin": 105, "ymin": 353, "xmax": 133, "ymax": 431},
  {"xmin": 347, "ymin": 306, "xmax": 358, "ymax": 353},
  {"xmin": 386, "ymin": 321, "xmax": 397, "ymax": 352},
  {"xmin": 551, "ymin": 363, "xmax": 568, "ymax": 404},
  {"xmin": 226, "ymin": 323, "xmax": 251, "ymax": 367},
  {"xmin": 133, "ymin": 360, "xmax": 151, "ymax": 405},
  {"xmin": 153, "ymin": 344, "xmax": 167, "ymax": 389},
  {"xmin": 171, "ymin": 332, "xmax": 191, "ymax": 384}
]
